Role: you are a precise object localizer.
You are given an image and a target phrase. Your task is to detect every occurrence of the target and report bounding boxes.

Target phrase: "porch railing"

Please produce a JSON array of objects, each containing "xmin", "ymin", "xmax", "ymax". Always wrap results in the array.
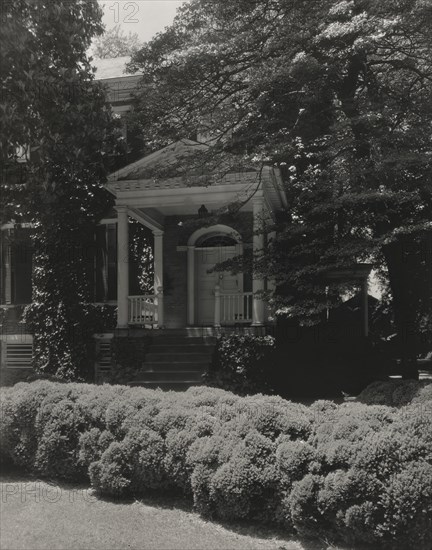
[
  {"xmin": 128, "ymin": 295, "xmax": 158, "ymax": 326},
  {"xmin": 215, "ymin": 287, "xmax": 253, "ymax": 326}
]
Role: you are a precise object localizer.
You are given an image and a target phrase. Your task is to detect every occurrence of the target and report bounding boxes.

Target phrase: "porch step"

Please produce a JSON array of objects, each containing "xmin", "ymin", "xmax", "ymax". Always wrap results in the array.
[
  {"xmin": 130, "ymin": 330, "xmax": 216, "ymax": 390},
  {"xmin": 151, "ymin": 337, "xmax": 216, "ymax": 346},
  {"xmin": 142, "ymin": 362, "xmax": 207, "ymax": 372},
  {"xmin": 150, "ymin": 344, "xmax": 213, "ymax": 353},
  {"xmin": 134, "ymin": 370, "xmax": 205, "ymax": 382},
  {"xmin": 145, "ymin": 353, "xmax": 212, "ymax": 363}
]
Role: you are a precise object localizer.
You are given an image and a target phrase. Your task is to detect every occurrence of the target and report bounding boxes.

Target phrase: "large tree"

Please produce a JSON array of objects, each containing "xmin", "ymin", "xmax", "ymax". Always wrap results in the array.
[
  {"xmin": 91, "ymin": 24, "xmax": 141, "ymax": 59},
  {"xmin": 1, "ymin": 0, "xmax": 119, "ymax": 379},
  {"xmin": 128, "ymin": 0, "xmax": 432, "ymax": 376}
]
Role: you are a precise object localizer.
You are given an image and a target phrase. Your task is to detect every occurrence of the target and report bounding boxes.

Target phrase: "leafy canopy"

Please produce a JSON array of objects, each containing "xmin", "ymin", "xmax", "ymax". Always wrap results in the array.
[
  {"xmin": 1, "ymin": 0, "xmax": 120, "ymax": 379},
  {"xmin": 128, "ymin": 0, "xmax": 432, "ymax": 326}
]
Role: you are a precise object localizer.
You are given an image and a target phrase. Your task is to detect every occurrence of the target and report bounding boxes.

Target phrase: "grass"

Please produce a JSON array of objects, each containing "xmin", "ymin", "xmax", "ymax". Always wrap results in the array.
[{"xmin": 0, "ymin": 471, "xmax": 320, "ymax": 550}]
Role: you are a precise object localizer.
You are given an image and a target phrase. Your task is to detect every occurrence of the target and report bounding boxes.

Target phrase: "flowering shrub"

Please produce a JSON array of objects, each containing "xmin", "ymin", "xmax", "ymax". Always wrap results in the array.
[{"xmin": 1, "ymin": 380, "xmax": 431, "ymax": 549}]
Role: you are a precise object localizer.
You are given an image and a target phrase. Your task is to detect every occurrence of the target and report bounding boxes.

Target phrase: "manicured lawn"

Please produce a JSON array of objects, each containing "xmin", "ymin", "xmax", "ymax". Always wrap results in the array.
[{"xmin": 0, "ymin": 473, "xmax": 311, "ymax": 550}]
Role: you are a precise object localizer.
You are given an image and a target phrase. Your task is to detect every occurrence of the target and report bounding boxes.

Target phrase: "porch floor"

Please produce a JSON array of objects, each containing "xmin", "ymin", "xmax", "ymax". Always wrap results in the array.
[{"xmin": 122, "ymin": 325, "xmax": 270, "ymax": 337}]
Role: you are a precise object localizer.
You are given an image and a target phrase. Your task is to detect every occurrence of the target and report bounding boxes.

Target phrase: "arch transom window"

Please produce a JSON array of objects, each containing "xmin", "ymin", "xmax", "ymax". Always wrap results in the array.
[{"xmin": 197, "ymin": 235, "xmax": 238, "ymax": 247}]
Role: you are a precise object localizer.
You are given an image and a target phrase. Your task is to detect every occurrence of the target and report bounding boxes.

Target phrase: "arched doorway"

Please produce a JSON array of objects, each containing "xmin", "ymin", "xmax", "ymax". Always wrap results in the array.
[{"xmin": 187, "ymin": 225, "xmax": 243, "ymax": 325}]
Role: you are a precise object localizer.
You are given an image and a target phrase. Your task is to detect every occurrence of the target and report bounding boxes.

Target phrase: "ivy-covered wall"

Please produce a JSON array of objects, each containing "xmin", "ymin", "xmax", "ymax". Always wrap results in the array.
[
  {"xmin": 0, "ymin": 306, "xmax": 28, "ymax": 334},
  {"xmin": 0, "ymin": 305, "xmax": 117, "ymax": 386},
  {"xmin": 0, "ymin": 227, "xmax": 33, "ymax": 305}
]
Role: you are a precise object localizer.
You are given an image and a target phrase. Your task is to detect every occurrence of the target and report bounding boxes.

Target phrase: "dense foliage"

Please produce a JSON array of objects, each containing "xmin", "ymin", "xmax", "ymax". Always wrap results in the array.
[
  {"xmin": 109, "ymin": 336, "xmax": 152, "ymax": 385},
  {"xmin": 1, "ymin": 381, "xmax": 431, "ymax": 549},
  {"xmin": 1, "ymin": 0, "xmax": 120, "ymax": 379},
  {"xmin": 130, "ymin": 219, "xmax": 154, "ymax": 294},
  {"xmin": 205, "ymin": 334, "xmax": 275, "ymax": 395},
  {"xmin": 128, "ymin": 0, "xmax": 432, "ymax": 374}
]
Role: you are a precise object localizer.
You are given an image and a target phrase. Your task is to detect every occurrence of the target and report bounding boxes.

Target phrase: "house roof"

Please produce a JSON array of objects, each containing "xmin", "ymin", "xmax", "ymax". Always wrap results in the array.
[
  {"xmin": 109, "ymin": 139, "xmax": 266, "ymax": 185},
  {"xmin": 110, "ymin": 139, "xmax": 210, "ymax": 181},
  {"xmin": 106, "ymin": 140, "xmax": 287, "ymax": 216},
  {"xmin": 93, "ymin": 56, "xmax": 131, "ymax": 80}
]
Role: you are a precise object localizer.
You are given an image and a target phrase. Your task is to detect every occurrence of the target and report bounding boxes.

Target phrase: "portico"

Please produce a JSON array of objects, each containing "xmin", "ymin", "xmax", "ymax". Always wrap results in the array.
[{"xmin": 106, "ymin": 139, "xmax": 287, "ymax": 330}]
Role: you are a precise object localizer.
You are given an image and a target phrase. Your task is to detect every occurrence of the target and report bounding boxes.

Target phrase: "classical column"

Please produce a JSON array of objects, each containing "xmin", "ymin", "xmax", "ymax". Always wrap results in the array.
[
  {"xmin": 187, "ymin": 245, "xmax": 195, "ymax": 325},
  {"xmin": 214, "ymin": 284, "xmax": 221, "ymax": 328},
  {"xmin": 116, "ymin": 206, "xmax": 129, "ymax": 329},
  {"xmin": 153, "ymin": 230, "xmax": 164, "ymax": 327},
  {"xmin": 252, "ymin": 198, "xmax": 265, "ymax": 326}
]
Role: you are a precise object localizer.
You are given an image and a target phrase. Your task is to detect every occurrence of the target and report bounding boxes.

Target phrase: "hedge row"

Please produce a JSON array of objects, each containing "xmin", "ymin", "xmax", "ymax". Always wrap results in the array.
[
  {"xmin": 1, "ymin": 381, "xmax": 431, "ymax": 549},
  {"xmin": 357, "ymin": 379, "xmax": 432, "ymax": 407}
]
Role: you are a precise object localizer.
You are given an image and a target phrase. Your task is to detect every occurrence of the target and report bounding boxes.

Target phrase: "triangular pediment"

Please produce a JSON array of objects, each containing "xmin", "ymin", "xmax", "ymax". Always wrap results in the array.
[
  {"xmin": 108, "ymin": 138, "xmax": 262, "ymax": 185},
  {"xmin": 108, "ymin": 139, "xmax": 210, "ymax": 182}
]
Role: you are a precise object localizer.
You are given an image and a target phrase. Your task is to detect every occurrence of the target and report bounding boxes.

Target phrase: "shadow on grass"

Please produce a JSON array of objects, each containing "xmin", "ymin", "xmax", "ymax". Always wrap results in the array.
[{"xmin": 0, "ymin": 466, "xmax": 361, "ymax": 550}]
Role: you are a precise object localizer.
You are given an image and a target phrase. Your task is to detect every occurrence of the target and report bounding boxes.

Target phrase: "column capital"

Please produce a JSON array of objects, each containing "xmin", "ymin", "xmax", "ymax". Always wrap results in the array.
[
  {"xmin": 115, "ymin": 205, "xmax": 128, "ymax": 214},
  {"xmin": 153, "ymin": 230, "xmax": 164, "ymax": 237}
]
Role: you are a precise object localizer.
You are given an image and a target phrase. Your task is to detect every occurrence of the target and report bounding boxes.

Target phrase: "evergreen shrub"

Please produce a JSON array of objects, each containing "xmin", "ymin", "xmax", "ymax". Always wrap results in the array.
[
  {"xmin": 357, "ymin": 380, "xmax": 432, "ymax": 406},
  {"xmin": 1, "ymin": 380, "xmax": 431, "ymax": 549},
  {"xmin": 204, "ymin": 334, "xmax": 275, "ymax": 395}
]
